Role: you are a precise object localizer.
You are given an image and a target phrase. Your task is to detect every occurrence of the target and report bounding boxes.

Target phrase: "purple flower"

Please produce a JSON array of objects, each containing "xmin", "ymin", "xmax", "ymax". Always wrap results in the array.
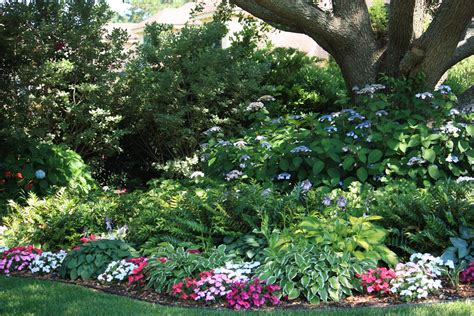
[
  {"xmin": 337, "ymin": 196, "xmax": 347, "ymax": 208},
  {"xmin": 300, "ymin": 180, "xmax": 312, "ymax": 192},
  {"xmin": 322, "ymin": 195, "xmax": 332, "ymax": 206}
]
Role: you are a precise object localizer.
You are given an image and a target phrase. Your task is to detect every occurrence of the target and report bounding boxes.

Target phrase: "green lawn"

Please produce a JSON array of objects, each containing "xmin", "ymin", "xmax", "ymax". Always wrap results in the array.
[{"xmin": 0, "ymin": 276, "xmax": 472, "ymax": 316}]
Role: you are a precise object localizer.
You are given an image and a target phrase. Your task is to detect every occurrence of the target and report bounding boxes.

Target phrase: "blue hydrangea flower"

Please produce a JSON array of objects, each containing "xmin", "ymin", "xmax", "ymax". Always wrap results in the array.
[
  {"xmin": 35, "ymin": 169, "xmax": 46, "ymax": 179},
  {"xmin": 225, "ymin": 170, "xmax": 243, "ymax": 181},
  {"xmin": 203, "ymin": 126, "xmax": 222, "ymax": 135},
  {"xmin": 355, "ymin": 120, "xmax": 371, "ymax": 129},
  {"xmin": 324, "ymin": 126, "xmax": 337, "ymax": 133},
  {"xmin": 261, "ymin": 142, "xmax": 271, "ymax": 149},
  {"xmin": 446, "ymin": 154, "xmax": 459, "ymax": 163},
  {"xmin": 255, "ymin": 135, "xmax": 266, "ymax": 141},
  {"xmin": 290, "ymin": 146, "xmax": 312, "ymax": 153},
  {"xmin": 348, "ymin": 113, "xmax": 366, "ymax": 121},
  {"xmin": 436, "ymin": 85, "xmax": 452, "ymax": 94},
  {"xmin": 341, "ymin": 108, "xmax": 356, "ymax": 115},
  {"xmin": 276, "ymin": 172, "xmax": 291, "ymax": 180},
  {"xmin": 415, "ymin": 92, "xmax": 434, "ymax": 99},
  {"xmin": 346, "ymin": 131, "xmax": 358, "ymax": 139},
  {"xmin": 290, "ymin": 114, "xmax": 303, "ymax": 120},
  {"xmin": 407, "ymin": 156, "xmax": 426, "ymax": 166},
  {"xmin": 375, "ymin": 110, "xmax": 388, "ymax": 117},
  {"xmin": 353, "ymin": 84, "xmax": 385, "ymax": 95},
  {"xmin": 449, "ymin": 108, "xmax": 460, "ymax": 116},
  {"xmin": 239, "ymin": 155, "xmax": 251, "ymax": 162},
  {"xmin": 216, "ymin": 139, "xmax": 232, "ymax": 146},
  {"xmin": 319, "ymin": 114, "xmax": 332, "ymax": 122}
]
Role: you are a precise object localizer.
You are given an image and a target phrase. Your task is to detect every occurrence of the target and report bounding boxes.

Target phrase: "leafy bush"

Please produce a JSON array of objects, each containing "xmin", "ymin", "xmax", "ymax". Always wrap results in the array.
[
  {"xmin": 117, "ymin": 17, "xmax": 270, "ymax": 181},
  {"xmin": 203, "ymin": 83, "xmax": 473, "ymax": 189},
  {"xmin": 0, "ymin": 1, "xmax": 127, "ymax": 169},
  {"xmin": 368, "ymin": 0, "xmax": 388, "ymax": 40},
  {"xmin": 0, "ymin": 143, "xmax": 95, "ymax": 210},
  {"xmin": 298, "ymin": 215, "xmax": 398, "ymax": 265},
  {"xmin": 371, "ymin": 180, "xmax": 474, "ymax": 257},
  {"xmin": 59, "ymin": 239, "xmax": 137, "ymax": 280},
  {"xmin": 2, "ymin": 189, "xmax": 125, "ymax": 250},
  {"xmin": 257, "ymin": 240, "xmax": 375, "ymax": 303},
  {"xmin": 255, "ymin": 48, "xmax": 346, "ymax": 113},
  {"xmin": 145, "ymin": 244, "xmax": 235, "ymax": 293}
]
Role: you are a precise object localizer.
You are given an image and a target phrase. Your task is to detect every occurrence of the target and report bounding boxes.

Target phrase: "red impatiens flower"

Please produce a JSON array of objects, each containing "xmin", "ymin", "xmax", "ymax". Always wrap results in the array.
[
  {"xmin": 15, "ymin": 172, "xmax": 23, "ymax": 179},
  {"xmin": 24, "ymin": 183, "xmax": 33, "ymax": 189},
  {"xmin": 79, "ymin": 234, "xmax": 97, "ymax": 244},
  {"xmin": 158, "ymin": 257, "xmax": 169, "ymax": 263},
  {"xmin": 4, "ymin": 171, "xmax": 12, "ymax": 178}
]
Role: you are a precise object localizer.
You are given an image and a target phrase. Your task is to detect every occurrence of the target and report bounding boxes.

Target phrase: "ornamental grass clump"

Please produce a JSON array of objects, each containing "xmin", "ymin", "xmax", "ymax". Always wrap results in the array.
[
  {"xmin": 29, "ymin": 250, "xmax": 67, "ymax": 274},
  {"xmin": 0, "ymin": 245, "xmax": 42, "ymax": 275}
]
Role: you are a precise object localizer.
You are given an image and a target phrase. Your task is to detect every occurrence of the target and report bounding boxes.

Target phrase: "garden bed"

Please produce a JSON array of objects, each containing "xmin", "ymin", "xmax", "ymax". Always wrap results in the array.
[{"xmin": 9, "ymin": 271, "xmax": 473, "ymax": 312}]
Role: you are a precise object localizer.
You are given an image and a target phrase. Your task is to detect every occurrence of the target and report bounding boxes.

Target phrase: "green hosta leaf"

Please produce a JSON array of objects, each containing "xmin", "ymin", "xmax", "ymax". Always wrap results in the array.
[
  {"xmin": 328, "ymin": 276, "xmax": 340, "ymax": 290},
  {"xmin": 301, "ymin": 275, "xmax": 310, "ymax": 288},
  {"xmin": 466, "ymin": 124, "xmax": 474, "ymax": 137},
  {"xmin": 356, "ymin": 167, "xmax": 368, "ymax": 182},
  {"xmin": 368, "ymin": 150, "xmax": 383, "ymax": 164},
  {"xmin": 319, "ymin": 287, "xmax": 328, "ymax": 302},
  {"xmin": 287, "ymin": 288, "xmax": 300, "ymax": 300}
]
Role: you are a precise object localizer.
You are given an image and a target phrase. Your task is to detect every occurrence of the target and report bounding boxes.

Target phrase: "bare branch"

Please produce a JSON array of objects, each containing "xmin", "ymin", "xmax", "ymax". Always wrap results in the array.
[{"xmin": 447, "ymin": 35, "xmax": 474, "ymax": 70}]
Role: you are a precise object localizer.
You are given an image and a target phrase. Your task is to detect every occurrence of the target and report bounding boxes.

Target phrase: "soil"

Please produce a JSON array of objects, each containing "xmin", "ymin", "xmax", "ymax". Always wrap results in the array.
[{"xmin": 9, "ymin": 272, "xmax": 474, "ymax": 311}]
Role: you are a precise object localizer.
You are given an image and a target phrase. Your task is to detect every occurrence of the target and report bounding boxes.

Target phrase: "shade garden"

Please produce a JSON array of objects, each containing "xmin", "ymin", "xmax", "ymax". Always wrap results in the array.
[{"xmin": 0, "ymin": 0, "xmax": 473, "ymax": 314}]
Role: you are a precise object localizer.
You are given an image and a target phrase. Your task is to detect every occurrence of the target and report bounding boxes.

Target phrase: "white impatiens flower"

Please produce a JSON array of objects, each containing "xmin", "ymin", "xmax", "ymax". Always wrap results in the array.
[
  {"xmin": 98, "ymin": 259, "xmax": 138, "ymax": 283},
  {"xmin": 29, "ymin": 250, "xmax": 67, "ymax": 274},
  {"xmin": 0, "ymin": 246, "xmax": 8, "ymax": 253}
]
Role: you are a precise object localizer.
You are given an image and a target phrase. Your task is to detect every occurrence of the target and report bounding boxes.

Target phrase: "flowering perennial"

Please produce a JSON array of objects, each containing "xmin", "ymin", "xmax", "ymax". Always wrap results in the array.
[
  {"xmin": 0, "ymin": 245, "xmax": 42, "ymax": 275},
  {"xmin": 460, "ymin": 262, "xmax": 474, "ymax": 283},
  {"xmin": 226, "ymin": 278, "xmax": 281, "ymax": 310},
  {"xmin": 358, "ymin": 267, "xmax": 396, "ymax": 295},
  {"xmin": 98, "ymin": 259, "xmax": 138, "ymax": 283},
  {"xmin": 29, "ymin": 250, "xmax": 67, "ymax": 274}
]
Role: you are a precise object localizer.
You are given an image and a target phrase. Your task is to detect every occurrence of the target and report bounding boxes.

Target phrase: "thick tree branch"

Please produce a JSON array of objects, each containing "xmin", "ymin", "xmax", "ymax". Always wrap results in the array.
[
  {"xmin": 229, "ymin": 0, "xmax": 302, "ymax": 33},
  {"xmin": 400, "ymin": 0, "xmax": 474, "ymax": 87},
  {"xmin": 449, "ymin": 36, "xmax": 474, "ymax": 67},
  {"xmin": 332, "ymin": 0, "xmax": 369, "ymax": 18}
]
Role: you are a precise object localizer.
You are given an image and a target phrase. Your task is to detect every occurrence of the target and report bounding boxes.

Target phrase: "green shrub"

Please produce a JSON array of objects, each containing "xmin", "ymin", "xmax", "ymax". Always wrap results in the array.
[
  {"xmin": 145, "ymin": 244, "xmax": 235, "ymax": 293},
  {"xmin": 368, "ymin": 0, "xmax": 389, "ymax": 40},
  {"xmin": 257, "ymin": 236, "xmax": 375, "ymax": 303},
  {"xmin": 2, "ymin": 189, "xmax": 126, "ymax": 250},
  {"xmin": 255, "ymin": 48, "xmax": 346, "ymax": 113},
  {"xmin": 0, "ymin": 143, "xmax": 95, "ymax": 203},
  {"xmin": 441, "ymin": 226, "xmax": 474, "ymax": 264},
  {"xmin": 298, "ymin": 215, "xmax": 398, "ymax": 265},
  {"xmin": 203, "ymin": 81, "xmax": 473, "ymax": 189},
  {"xmin": 0, "ymin": 0, "xmax": 127, "ymax": 170},
  {"xmin": 59, "ymin": 239, "xmax": 137, "ymax": 280}
]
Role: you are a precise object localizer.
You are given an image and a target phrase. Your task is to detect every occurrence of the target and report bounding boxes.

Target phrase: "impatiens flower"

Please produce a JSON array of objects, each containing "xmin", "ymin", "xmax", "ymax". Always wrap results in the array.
[
  {"xmin": 4, "ymin": 171, "xmax": 12, "ymax": 178},
  {"xmin": 15, "ymin": 172, "xmax": 23, "ymax": 179},
  {"xmin": 35, "ymin": 169, "xmax": 46, "ymax": 179},
  {"xmin": 158, "ymin": 257, "xmax": 169, "ymax": 263},
  {"xmin": 24, "ymin": 183, "xmax": 33, "ymax": 189}
]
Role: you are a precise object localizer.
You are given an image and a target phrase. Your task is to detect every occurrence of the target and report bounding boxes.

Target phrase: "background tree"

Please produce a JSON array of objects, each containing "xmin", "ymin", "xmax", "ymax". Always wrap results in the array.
[{"xmin": 230, "ymin": 0, "xmax": 474, "ymax": 92}]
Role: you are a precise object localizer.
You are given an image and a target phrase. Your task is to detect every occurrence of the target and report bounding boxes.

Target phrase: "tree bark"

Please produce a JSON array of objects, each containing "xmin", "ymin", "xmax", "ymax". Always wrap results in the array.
[{"xmin": 230, "ymin": 0, "xmax": 474, "ymax": 92}]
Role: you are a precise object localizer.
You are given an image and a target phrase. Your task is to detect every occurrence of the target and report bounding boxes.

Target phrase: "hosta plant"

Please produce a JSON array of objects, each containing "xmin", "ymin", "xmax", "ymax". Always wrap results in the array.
[
  {"xmin": 257, "ymin": 239, "xmax": 375, "ymax": 304},
  {"xmin": 29, "ymin": 250, "xmax": 67, "ymax": 274},
  {"xmin": 0, "ymin": 245, "xmax": 42, "ymax": 275},
  {"xmin": 298, "ymin": 215, "xmax": 398, "ymax": 265},
  {"xmin": 59, "ymin": 239, "xmax": 137, "ymax": 280}
]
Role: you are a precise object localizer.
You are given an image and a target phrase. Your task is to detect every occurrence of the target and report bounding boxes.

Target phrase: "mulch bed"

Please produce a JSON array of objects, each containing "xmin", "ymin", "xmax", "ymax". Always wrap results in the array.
[{"xmin": 8, "ymin": 272, "xmax": 474, "ymax": 311}]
